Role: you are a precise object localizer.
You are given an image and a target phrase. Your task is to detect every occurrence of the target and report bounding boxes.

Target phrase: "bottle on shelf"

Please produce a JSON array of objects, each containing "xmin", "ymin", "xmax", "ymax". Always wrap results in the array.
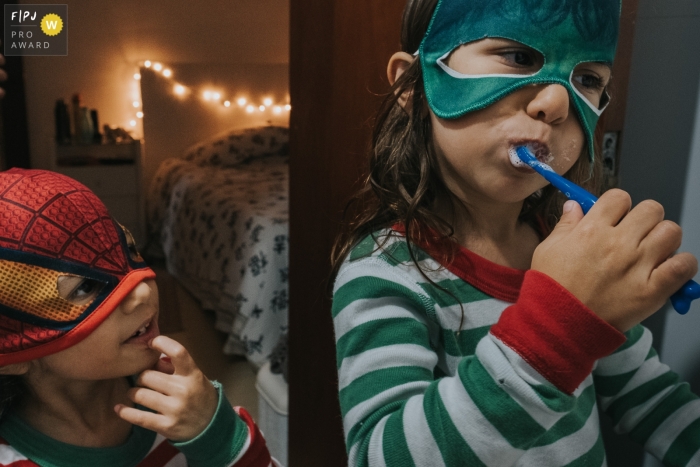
[
  {"xmin": 79, "ymin": 107, "xmax": 94, "ymax": 144},
  {"xmin": 71, "ymin": 93, "xmax": 81, "ymax": 144},
  {"xmin": 54, "ymin": 99, "xmax": 71, "ymax": 145},
  {"xmin": 90, "ymin": 109, "xmax": 102, "ymax": 144}
]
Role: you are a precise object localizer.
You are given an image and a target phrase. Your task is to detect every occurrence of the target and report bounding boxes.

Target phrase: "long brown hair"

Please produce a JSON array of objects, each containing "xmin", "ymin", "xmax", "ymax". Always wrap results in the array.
[{"xmin": 330, "ymin": 0, "xmax": 604, "ymax": 281}]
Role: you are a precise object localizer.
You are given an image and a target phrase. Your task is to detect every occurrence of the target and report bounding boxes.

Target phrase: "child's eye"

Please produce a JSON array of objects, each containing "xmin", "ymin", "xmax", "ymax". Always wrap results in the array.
[
  {"xmin": 573, "ymin": 73, "xmax": 605, "ymax": 91},
  {"xmin": 499, "ymin": 49, "xmax": 542, "ymax": 68},
  {"xmin": 572, "ymin": 71, "xmax": 610, "ymax": 109},
  {"xmin": 500, "ymin": 51, "xmax": 536, "ymax": 67},
  {"xmin": 57, "ymin": 276, "xmax": 104, "ymax": 306}
]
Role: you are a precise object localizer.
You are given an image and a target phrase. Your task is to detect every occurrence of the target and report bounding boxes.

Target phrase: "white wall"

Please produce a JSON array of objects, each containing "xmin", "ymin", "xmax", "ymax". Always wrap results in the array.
[
  {"xmin": 642, "ymin": 73, "xmax": 700, "ymax": 467},
  {"xmin": 616, "ymin": 0, "xmax": 700, "ymax": 466},
  {"xmin": 19, "ymin": 0, "xmax": 289, "ymax": 170},
  {"xmin": 661, "ymin": 76, "xmax": 700, "ymax": 391}
]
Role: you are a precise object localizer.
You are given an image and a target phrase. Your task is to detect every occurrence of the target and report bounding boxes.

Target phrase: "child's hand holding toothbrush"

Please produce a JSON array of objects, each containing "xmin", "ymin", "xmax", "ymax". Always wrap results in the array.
[{"xmin": 531, "ymin": 189, "xmax": 698, "ymax": 333}]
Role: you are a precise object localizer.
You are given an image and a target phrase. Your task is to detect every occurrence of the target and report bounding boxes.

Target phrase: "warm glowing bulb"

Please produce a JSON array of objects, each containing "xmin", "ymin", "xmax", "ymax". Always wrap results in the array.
[
  {"xmin": 212, "ymin": 92, "xmax": 221, "ymax": 101},
  {"xmin": 136, "ymin": 111, "xmax": 144, "ymax": 118},
  {"xmin": 246, "ymin": 105, "xmax": 255, "ymax": 113},
  {"xmin": 259, "ymin": 105, "xmax": 266, "ymax": 111},
  {"xmin": 144, "ymin": 60, "xmax": 152, "ymax": 68},
  {"xmin": 224, "ymin": 100, "xmax": 231, "ymax": 107},
  {"xmin": 130, "ymin": 120, "xmax": 137, "ymax": 127},
  {"xmin": 237, "ymin": 97, "xmax": 247, "ymax": 107},
  {"xmin": 153, "ymin": 63, "xmax": 163, "ymax": 72},
  {"xmin": 273, "ymin": 106, "xmax": 282, "ymax": 114},
  {"xmin": 174, "ymin": 84, "xmax": 186, "ymax": 95},
  {"xmin": 132, "ymin": 101, "xmax": 140, "ymax": 108},
  {"xmin": 203, "ymin": 91, "xmax": 212, "ymax": 101},
  {"xmin": 284, "ymin": 104, "xmax": 292, "ymax": 111},
  {"xmin": 263, "ymin": 97, "xmax": 273, "ymax": 107},
  {"xmin": 162, "ymin": 69, "xmax": 172, "ymax": 78},
  {"xmin": 133, "ymin": 73, "xmax": 141, "ymax": 80}
]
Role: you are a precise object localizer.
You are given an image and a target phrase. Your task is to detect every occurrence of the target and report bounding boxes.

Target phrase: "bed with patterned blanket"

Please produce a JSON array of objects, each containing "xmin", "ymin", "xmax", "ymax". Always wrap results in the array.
[{"xmin": 147, "ymin": 126, "xmax": 289, "ymax": 368}]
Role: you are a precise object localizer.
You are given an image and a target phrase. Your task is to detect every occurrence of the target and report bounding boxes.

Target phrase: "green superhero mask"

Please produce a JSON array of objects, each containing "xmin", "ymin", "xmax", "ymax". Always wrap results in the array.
[{"xmin": 419, "ymin": 0, "xmax": 621, "ymax": 160}]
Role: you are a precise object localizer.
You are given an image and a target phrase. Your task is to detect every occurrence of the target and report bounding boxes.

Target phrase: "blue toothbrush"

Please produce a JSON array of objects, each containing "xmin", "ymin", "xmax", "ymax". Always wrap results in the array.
[{"xmin": 515, "ymin": 146, "xmax": 700, "ymax": 315}]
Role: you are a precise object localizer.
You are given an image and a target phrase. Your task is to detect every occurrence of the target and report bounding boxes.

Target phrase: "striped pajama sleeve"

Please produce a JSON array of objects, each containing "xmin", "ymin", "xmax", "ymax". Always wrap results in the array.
[
  {"xmin": 333, "ymin": 256, "xmax": 624, "ymax": 467},
  {"xmin": 172, "ymin": 383, "xmax": 278, "ymax": 467},
  {"xmin": 594, "ymin": 325, "xmax": 700, "ymax": 466}
]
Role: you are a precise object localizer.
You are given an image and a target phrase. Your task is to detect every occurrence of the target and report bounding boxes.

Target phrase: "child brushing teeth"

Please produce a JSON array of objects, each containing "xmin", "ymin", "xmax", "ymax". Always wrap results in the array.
[{"xmin": 330, "ymin": 0, "xmax": 699, "ymax": 465}]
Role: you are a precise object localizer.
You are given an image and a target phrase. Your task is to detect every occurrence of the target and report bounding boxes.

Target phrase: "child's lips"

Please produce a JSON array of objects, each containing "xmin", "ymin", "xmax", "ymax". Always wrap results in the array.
[
  {"xmin": 123, "ymin": 315, "xmax": 160, "ymax": 345},
  {"xmin": 508, "ymin": 140, "xmax": 553, "ymax": 171}
]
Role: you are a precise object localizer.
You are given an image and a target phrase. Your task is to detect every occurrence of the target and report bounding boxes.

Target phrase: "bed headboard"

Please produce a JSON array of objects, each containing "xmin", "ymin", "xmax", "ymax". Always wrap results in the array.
[{"xmin": 140, "ymin": 63, "xmax": 289, "ymax": 194}]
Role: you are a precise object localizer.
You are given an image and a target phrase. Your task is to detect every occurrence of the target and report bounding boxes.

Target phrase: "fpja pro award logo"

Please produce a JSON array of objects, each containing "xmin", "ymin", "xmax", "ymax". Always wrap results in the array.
[{"xmin": 4, "ymin": 4, "xmax": 67, "ymax": 56}]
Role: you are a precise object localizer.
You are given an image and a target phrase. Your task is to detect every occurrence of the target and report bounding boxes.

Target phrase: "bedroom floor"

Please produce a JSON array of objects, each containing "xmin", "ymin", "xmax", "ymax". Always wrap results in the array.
[{"xmin": 154, "ymin": 266, "xmax": 259, "ymax": 418}]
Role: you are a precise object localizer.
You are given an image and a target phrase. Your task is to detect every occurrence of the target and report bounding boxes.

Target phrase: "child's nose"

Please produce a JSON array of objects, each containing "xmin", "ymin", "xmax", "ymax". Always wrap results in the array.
[
  {"xmin": 525, "ymin": 83, "xmax": 570, "ymax": 125},
  {"xmin": 122, "ymin": 281, "xmax": 152, "ymax": 314}
]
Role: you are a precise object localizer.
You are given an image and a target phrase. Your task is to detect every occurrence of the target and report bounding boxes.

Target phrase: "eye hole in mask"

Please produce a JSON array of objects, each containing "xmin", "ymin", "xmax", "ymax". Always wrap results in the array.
[
  {"xmin": 0, "ymin": 259, "xmax": 106, "ymax": 323},
  {"xmin": 570, "ymin": 62, "xmax": 612, "ymax": 112},
  {"xmin": 57, "ymin": 275, "xmax": 104, "ymax": 306},
  {"xmin": 441, "ymin": 38, "xmax": 545, "ymax": 78},
  {"xmin": 116, "ymin": 221, "xmax": 143, "ymax": 263},
  {"xmin": 439, "ymin": 38, "xmax": 611, "ymax": 113}
]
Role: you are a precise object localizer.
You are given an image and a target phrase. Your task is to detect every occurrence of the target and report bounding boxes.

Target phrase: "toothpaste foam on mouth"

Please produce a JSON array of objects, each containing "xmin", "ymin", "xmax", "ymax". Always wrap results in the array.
[
  {"xmin": 509, "ymin": 145, "xmax": 555, "ymax": 169},
  {"xmin": 509, "ymin": 147, "xmax": 527, "ymax": 168}
]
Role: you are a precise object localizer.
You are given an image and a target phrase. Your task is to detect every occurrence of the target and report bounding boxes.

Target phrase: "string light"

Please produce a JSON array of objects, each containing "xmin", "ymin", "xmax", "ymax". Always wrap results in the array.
[{"xmin": 129, "ymin": 59, "xmax": 291, "ymax": 130}]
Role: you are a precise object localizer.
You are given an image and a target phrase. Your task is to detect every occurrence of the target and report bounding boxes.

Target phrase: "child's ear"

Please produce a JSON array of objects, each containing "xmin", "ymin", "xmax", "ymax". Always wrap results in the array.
[
  {"xmin": 387, "ymin": 52, "xmax": 416, "ymax": 110},
  {"xmin": 0, "ymin": 362, "xmax": 31, "ymax": 375}
]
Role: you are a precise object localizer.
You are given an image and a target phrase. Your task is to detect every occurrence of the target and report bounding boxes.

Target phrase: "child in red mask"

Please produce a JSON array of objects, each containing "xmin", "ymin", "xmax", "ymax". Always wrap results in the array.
[{"xmin": 0, "ymin": 169, "xmax": 280, "ymax": 466}]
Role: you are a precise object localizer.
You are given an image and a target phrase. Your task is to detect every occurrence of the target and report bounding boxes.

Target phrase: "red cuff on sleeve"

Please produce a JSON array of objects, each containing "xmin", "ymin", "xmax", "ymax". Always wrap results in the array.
[
  {"xmin": 233, "ymin": 407, "xmax": 272, "ymax": 467},
  {"xmin": 490, "ymin": 270, "xmax": 626, "ymax": 394}
]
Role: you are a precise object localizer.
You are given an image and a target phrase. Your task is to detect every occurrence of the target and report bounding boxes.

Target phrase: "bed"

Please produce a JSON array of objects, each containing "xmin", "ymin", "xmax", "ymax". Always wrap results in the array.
[
  {"xmin": 147, "ymin": 126, "xmax": 288, "ymax": 368},
  {"xmin": 140, "ymin": 63, "xmax": 289, "ymax": 368}
]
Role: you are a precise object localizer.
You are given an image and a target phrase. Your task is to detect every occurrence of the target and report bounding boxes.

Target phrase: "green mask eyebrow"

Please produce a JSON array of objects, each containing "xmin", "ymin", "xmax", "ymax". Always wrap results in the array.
[{"xmin": 419, "ymin": 0, "xmax": 621, "ymax": 161}]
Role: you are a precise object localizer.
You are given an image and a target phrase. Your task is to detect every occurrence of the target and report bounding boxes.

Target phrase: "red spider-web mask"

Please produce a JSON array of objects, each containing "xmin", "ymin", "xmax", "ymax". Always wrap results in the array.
[{"xmin": 0, "ymin": 169, "xmax": 155, "ymax": 365}]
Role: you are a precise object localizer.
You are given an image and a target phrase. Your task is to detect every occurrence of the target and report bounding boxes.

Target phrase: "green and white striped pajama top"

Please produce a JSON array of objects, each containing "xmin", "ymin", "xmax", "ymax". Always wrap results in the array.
[{"xmin": 332, "ymin": 230, "xmax": 700, "ymax": 466}]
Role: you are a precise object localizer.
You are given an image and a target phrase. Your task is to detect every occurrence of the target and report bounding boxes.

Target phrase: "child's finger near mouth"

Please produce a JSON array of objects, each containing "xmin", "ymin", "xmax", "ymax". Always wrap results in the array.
[
  {"xmin": 114, "ymin": 404, "xmax": 164, "ymax": 433},
  {"xmin": 127, "ymin": 386, "xmax": 171, "ymax": 414},
  {"xmin": 148, "ymin": 336, "xmax": 196, "ymax": 376},
  {"xmin": 136, "ymin": 369, "xmax": 177, "ymax": 396}
]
